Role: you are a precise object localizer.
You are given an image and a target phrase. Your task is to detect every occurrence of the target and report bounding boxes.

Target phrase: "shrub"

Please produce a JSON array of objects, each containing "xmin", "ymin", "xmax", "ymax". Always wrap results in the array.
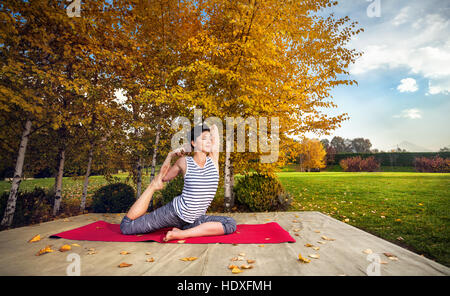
[
  {"xmin": 0, "ymin": 187, "xmax": 53, "ymax": 228},
  {"xmin": 413, "ymin": 156, "xmax": 450, "ymax": 173},
  {"xmin": 159, "ymin": 175, "xmax": 184, "ymax": 206},
  {"xmin": 91, "ymin": 183, "xmax": 135, "ymax": 213},
  {"xmin": 339, "ymin": 156, "xmax": 380, "ymax": 172},
  {"xmin": 233, "ymin": 173, "xmax": 292, "ymax": 212}
]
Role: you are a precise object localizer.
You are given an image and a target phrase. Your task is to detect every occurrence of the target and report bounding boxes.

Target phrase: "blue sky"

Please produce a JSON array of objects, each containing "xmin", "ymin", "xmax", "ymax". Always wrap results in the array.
[{"xmin": 308, "ymin": 0, "xmax": 450, "ymax": 151}]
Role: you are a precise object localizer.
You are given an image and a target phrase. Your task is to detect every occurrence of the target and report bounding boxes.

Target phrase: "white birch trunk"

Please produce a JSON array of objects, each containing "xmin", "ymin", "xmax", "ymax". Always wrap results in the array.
[
  {"xmin": 136, "ymin": 155, "xmax": 142, "ymax": 199},
  {"xmin": 1, "ymin": 119, "xmax": 32, "ymax": 227},
  {"xmin": 150, "ymin": 123, "xmax": 161, "ymax": 182},
  {"xmin": 53, "ymin": 147, "xmax": 65, "ymax": 216},
  {"xmin": 224, "ymin": 128, "xmax": 233, "ymax": 211},
  {"xmin": 80, "ymin": 147, "xmax": 93, "ymax": 212}
]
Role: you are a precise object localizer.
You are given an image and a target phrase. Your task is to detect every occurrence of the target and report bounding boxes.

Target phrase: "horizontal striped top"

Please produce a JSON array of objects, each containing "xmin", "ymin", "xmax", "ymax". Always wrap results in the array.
[{"xmin": 172, "ymin": 156, "xmax": 219, "ymax": 223}]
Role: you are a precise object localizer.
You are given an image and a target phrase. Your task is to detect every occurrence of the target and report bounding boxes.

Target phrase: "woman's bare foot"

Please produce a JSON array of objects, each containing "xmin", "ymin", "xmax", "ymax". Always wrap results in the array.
[{"xmin": 163, "ymin": 228, "xmax": 184, "ymax": 242}]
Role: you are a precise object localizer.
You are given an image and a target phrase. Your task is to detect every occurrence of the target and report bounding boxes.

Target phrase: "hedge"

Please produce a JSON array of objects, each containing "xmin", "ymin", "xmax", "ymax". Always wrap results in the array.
[{"xmin": 333, "ymin": 152, "xmax": 450, "ymax": 167}]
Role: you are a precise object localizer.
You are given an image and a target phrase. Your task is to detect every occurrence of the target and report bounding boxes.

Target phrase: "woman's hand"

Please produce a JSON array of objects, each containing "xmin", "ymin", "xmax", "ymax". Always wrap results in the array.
[{"xmin": 169, "ymin": 147, "xmax": 186, "ymax": 158}]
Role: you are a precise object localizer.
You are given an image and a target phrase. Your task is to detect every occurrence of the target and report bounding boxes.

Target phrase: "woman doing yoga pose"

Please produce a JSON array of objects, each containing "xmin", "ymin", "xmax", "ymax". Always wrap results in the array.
[{"xmin": 120, "ymin": 123, "xmax": 236, "ymax": 242}]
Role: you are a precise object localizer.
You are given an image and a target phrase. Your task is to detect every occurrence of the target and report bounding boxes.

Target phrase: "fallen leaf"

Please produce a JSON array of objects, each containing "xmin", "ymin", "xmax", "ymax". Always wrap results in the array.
[
  {"xmin": 240, "ymin": 264, "xmax": 253, "ymax": 269},
  {"xmin": 396, "ymin": 236, "xmax": 404, "ymax": 241},
  {"xmin": 72, "ymin": 243, "xmax": 81, "ymax": 247},
  {"xmin": 228, "ymin": 264, "xmax": 238, "ymax": 270},
  {"xmin": 317, "ymin": 241, "xmax": 326, "ymax": 244},
  {"xmin": 145, "ymin": 252, "xmax": 152, "ymax": 255},
  {"xmin": 298, "ymin": 253, "xmax": 311, "ymax": 263},
  {"xmin": 146, "ymin": 257, "xmax": 155, "ymax": 262},
  {"xmin": 120, "ymin": 251, "xmax": 130, "ymax": 255},
  {"xmin": 321, "ymin": 235, "xmax": 335, "ymax": 241},
  {"xmin": 363, "ymin": 249, "xmax": 373, "ymax": 254},
  {"xmin": 292, "ymin": 219, "xmax": 298, "ymax": 223},
  {"xmin": 344, "ymin": 218, "xmax": 350, "ymax": 223},
  {"xmin": 118, "ymin": 262, "xmax": 132, "ymax": 268},
  {"xmin": 312, "ymin": 247, "xmax": 320, "ymax": 250},
  {"xmin": 36, "ymin": 245, "xmax": 54, "ymax": 256},
  {"xmin": 59, "ymin": 244, "xmax": 72, "ymax": 252},
  {"xmin": 177, "ymin": 240, "xmax": 186, "ymax": 244},
  {"xmin": 295, "ymin": 233, "xmax": 300, "ymax": 236},
  {"xmin": 380, "ymin": 260, "xmax": 388, "ymax": 264},
  {"xmin": 308, "ymin": 254, "xmax": 320, "ymax": 259},
  {"xmin": 239, "ymin": 253, "xmax": 246, "ymax": 257},
  {"xmin": 28, "ymin": 234, "xmax": 41, "ymax": 243},
  {"xmin": 258, "ymin": 244, "xmax": 265, "ymax": 247},
  {"xmin": 231, "ymin": 267, "xmax": 243, "ymax": 274},
  {"xmin": 314, "ymin": 230, "xmax": 320, "ymax": 233},
  {"xmin": 293, "ymin": 228, "xmax": 300, "ymax": 232},
  {"xmin": 180, "ymin": 257, "xmax": 198, "ymax": 261},
  {"xmin": 383, "ymin": 252, "xmax": 398, "ymax": 261},
  {"xmin": 247, "ymin": 259, "xmax": 256, "ymax": 264}
]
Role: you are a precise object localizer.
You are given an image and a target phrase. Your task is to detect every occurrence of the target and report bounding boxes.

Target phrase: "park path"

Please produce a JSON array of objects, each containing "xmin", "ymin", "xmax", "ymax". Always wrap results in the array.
[{"xmin": 0, "ymin": 211, "xmax": 448, "ymax": 276}]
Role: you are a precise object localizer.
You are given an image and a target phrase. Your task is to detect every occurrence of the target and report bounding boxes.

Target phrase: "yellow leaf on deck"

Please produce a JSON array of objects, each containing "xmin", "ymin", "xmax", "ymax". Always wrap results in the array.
[
  {"xmin": 180, "ymin": 257, "xmax": 198, "ymax": 261},
  {"xmin": 321, "ymin": 235, "xmax": 335, "ymax": 241},
  {"xmin": 59, "ymin": 244, "xmax": 71, "ymax": 252},
  {"xmin": 240, "ymin": 264, "xmax": 253, "ymax": 269},
  {"xmin": 72, "ymin": 243, "xmax": 80, "ymax": 247},
  {"xmin": 231, "ymin": 267, "xmax": 243, "ymax": 274},
  {"xmin": 36, "ymin": 245, "xmax": 54, "ymax": 256},
  {"xmin": 247, "ymin": 259, "xmax": 256, "ymax": 264},
  {"xmin": 120, "ymin": 251, "xmax": 130, "ymax": 255},
  {"xmin": 298, "ymin": 253, "xmax": 311, "ymax": 263},
  {"xmin": 146, "ymin": 257, "xmax": 155, "ymax": 262},
  {"xmin": 309, "ymin": 254, "xmax": 320, "ymax": 259},
  {"xmin": 304, "ymin": 243, "xmax": 313, "ymax": 247},
  {"xmin": 28, "ymin": 234, "xmax": 41, "ymax": 243},
  {"xmin": 118, "ymin": 262, "xmax": 132, "ymax": 268}
]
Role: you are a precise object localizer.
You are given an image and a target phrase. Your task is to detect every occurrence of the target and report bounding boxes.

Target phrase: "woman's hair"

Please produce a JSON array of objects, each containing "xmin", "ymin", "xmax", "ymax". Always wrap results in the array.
[{"xmin": 188, "ymin": 124, "xmax": 210, "ymax": 150}]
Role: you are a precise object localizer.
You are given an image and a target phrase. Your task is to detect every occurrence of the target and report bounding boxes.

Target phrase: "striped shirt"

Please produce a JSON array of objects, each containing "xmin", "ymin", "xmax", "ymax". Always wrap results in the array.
[{"xmin": 172, "ymin": 156, "xmax": 220, "ymax": 223}]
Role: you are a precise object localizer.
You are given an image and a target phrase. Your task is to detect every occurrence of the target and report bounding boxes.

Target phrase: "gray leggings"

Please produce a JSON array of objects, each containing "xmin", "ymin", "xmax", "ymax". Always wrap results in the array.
[{"xmin": 120, "ymin": 201, "xmax": 237, "ymax": 235}]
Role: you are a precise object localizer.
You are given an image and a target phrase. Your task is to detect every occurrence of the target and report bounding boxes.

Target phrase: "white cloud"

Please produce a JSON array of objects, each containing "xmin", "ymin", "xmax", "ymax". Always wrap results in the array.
[
  {"xmin": 349, "ymin": 9, "xmax": 450, "ymax": 95},
  {"xmin": 391, "ymin": 6, "xmax": 411, "ymax": 26},
  {"xmin": 393, "ymin": 108, "xmax": 422, "ymax": 119},
  {"xmin": 397, "ymin": 78, "xmax": 418, "ymax": 92}
]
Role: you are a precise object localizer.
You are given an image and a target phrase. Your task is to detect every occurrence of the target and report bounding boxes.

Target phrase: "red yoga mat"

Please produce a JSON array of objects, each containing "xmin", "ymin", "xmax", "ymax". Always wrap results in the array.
[{"xmin": 50, "ymin": 220, "xmax": 296, "ymax": 244}]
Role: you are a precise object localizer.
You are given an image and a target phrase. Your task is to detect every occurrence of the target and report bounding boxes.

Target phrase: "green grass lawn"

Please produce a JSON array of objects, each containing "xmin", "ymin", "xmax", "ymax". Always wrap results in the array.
[
  {"xmin": 276, "ymin": 171, "xmax": 450, "ymax": 267},
  {"xmin": 1, "ymin": 169, "xmax": 449, "ymax": 267}
]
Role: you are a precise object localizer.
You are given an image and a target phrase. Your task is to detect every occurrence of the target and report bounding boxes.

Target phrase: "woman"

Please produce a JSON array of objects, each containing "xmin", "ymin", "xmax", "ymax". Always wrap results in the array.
[{"xmin": 120, "ymin": 123, "xmax": 237, "ymax": 242}]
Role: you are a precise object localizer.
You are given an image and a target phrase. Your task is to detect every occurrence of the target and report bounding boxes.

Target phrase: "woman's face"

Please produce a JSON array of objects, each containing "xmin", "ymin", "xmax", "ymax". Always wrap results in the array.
[{"xmin": 192, "ymin": 131, "xmax": 212, "ymax": 153}]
